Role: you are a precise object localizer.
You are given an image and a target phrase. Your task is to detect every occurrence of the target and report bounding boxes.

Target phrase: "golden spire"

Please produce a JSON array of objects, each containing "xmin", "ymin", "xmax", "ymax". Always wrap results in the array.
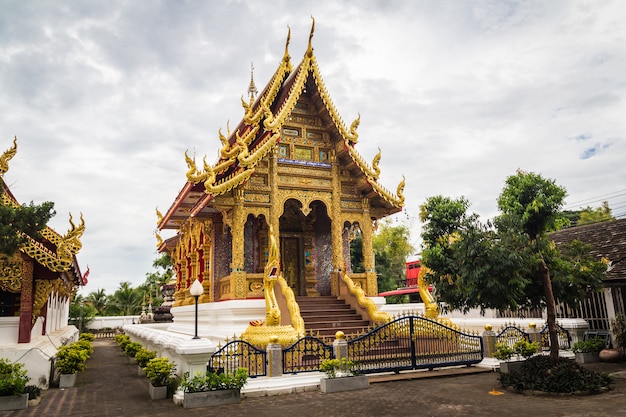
[
  {"xmin": 0, "ymin": 137, "xmax": 17, "ymax": 177},
  {"xmin": 248, "ymin": 62, "xmax": 258, "ymax": 102},
  {"xmin": 307, "ymin": 16, "xmax": 315, "ymax": 57},
  {"xmin": 283, "ymin": 25, "xmax": 291, "ymax": 62}
]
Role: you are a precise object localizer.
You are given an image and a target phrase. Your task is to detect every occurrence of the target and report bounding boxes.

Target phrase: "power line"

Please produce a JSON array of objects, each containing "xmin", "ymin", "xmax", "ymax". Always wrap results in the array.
[{"xmin": 564, "ymin": 189, "xmax": 626, "ymax": 209}]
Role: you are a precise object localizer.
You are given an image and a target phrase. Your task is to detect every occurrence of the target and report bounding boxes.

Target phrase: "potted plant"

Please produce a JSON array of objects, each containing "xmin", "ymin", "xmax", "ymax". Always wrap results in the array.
[
  {"xmin": 124, "ymin": 341, "xmax": 143, "ymax": 362},
  {"xmin": 602, "ymin": 314, "xmax": 626, "ymax": 362},
  {"xmin": 319, "ymin": 358, "xmax": 369, "ymax": 393},
  {"xmin": 135, "ymin": 348, "xmax": 156, "ymax": 377},
  {"xmin": 573, "ymin": 337, "xmax": 606, "ymax": 363},
  {"xmin": 0, "ymin": 358, "xmax": 29, "ymax": 411},
  {"xmin": 144, "ymin": 357, "xmax": 176, "ymax": 400},
  {"xmin": 55, "ymin": 344, "xmax": 89, "ymax": 388},
  {"xmin": 180, "ymin": 368, "xmax": 248, "ymax": 408},
  {"xmin": 495, "ymin": 340, "xmax": 539, "ymax": 373}
]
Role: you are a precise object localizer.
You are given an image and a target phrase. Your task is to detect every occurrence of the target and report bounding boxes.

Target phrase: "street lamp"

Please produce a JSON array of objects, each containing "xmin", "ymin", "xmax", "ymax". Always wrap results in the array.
[{"xmin": 190, "ymin": 279, "xmax": 204, "ymax": 339}]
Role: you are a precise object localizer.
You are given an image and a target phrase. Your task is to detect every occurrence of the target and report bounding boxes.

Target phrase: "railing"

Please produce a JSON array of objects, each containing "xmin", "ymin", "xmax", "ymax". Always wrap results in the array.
[
  {"xmin": 282, "ymin": 335, "xmax": 333, "ymax": 374},
  {"xmin": 208, "ymin": 340, "xmax": 267, "ymax": 377},
  {"xmin": 495, "ymin": 325, "xmax": 531, "ymax": 349},
  {"xmin": 347, "ymin": 316, "xmax": 483, "ymax": 374},
  {"xmin": 540, "ymin": 323, "xmax": 571, "ymax": 350}
]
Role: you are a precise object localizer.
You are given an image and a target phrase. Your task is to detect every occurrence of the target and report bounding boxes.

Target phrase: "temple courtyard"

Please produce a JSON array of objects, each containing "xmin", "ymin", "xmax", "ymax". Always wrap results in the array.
[{"xmin": 3, "ymin": 338, "xmax": 626, "ymax": 417}]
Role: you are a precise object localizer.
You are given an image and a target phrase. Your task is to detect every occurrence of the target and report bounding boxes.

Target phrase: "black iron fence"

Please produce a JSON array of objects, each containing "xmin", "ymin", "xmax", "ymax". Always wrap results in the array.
[
  {"xmin": 347, "ymin": 316, "xmax": 483, "ymax": 374},
  {"xmin": 282, "ymin": 335, "xmax": 334, "ymax": 374},
  {"xmin": 208, "ymin": 340, "xmax": 267, "ymax": 377}
]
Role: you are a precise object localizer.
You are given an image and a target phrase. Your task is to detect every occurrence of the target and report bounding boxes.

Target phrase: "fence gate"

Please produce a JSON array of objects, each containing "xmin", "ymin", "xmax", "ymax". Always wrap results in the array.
[
  {"xmin": 347, "ymin": 316, "xmax": 483, "ymax": 374},
  {"xmin": 282, "ymin": 335, "xmax": 334, "ymax": 374},
  {"xmin": 208, "ymin": 340, "xmax": 267, "ymax": 377}
]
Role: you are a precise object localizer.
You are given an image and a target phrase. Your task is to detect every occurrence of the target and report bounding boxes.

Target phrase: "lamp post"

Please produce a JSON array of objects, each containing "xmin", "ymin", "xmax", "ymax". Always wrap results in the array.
[{"xmin": 190, "ymin": 279, "xmax": 204, "ymax": 339}]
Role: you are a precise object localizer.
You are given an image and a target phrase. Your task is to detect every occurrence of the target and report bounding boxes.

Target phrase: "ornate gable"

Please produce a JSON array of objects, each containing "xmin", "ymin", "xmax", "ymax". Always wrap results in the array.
[{"xmin": 160, "ymin": 21, "xmax": 404, "ymax": 230}]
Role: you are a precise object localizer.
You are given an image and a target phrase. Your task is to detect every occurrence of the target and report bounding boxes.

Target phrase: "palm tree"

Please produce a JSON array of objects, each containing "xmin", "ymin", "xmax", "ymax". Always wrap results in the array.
[
  {"xmin": 86, "ymin": 288, "xmax": 107, "ymax": 315},
  {"xmin": 104, "ymin": 281, "xmax": 142, "ymax": 316}
]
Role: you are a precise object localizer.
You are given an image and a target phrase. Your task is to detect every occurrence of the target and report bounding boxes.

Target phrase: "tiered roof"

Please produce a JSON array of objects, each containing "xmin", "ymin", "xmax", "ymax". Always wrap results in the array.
[{"xmin": 159, "ymin": 21, "xmax": 405, "ymax": 230}]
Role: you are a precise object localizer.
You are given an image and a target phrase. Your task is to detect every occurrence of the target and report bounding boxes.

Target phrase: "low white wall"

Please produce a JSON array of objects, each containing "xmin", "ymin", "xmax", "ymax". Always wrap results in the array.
[
  {"xmin": 87, "ymin": 315, "xmax": 141, "ymax": 330},
  {"xmin": 0, "ymin": 324, "xmax": 78, "ymax": 389}
]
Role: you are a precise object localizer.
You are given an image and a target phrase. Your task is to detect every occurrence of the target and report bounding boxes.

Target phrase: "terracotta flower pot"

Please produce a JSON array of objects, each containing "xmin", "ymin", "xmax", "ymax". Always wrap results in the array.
[{"xmin": 599, "ymin": 348, "xmax": 621, "ymax": 363}]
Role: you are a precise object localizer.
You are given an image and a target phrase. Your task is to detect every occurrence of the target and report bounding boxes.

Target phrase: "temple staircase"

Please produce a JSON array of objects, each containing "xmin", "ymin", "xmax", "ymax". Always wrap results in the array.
[{"xmin": 296, "ymin": 296, "xmax": 370, "ymax": 341}]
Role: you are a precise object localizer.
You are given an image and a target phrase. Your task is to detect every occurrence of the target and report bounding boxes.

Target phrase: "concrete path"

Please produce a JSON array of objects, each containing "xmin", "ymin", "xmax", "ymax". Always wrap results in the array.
[{"xmin": 4, "ymin": 338, "xmax": 626, "ymax": 417}]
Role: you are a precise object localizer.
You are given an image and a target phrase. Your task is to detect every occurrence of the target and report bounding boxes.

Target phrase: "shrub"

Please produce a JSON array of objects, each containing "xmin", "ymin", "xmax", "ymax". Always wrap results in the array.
[
  {"xmin": 114, "ymin": 334, "xmax": 130, "ymax": 351},
  {"xmin": 180, "ymin": 368, "xmax": 248, "ymax": 393},
  {"xmin": 56, "ymin": 345, "xmax": 89, "ymax": 374},
  {"xmin": 135, "ymin": 348, "xmax": 157, "ymax": 368},
  {"xmin": 320, "ymin": 358, "xmax": 354, "ymax": 378},
  {"xmin": 573, "ymin": 337, "xmax": 606, "ymax": 353},
  {"xmin": 124, "ymin": 342, "xmax": 142, "ymax": 358},
  {"xmin": 24, "ymin": 385, "xmax": 41, "ymax": 400},
  {"xmin": 144, "ymin": 358, "xmax": 176, "ymax": 387},
  {"xmin": 73, "ymin": 339, "xmax": 94, "ymax": 357},
  {"xmin": 79, "ymin": 333, "xmax": 95, "ymax": 342},
  {"xmin": 0, "ymin": 358, "xmax": 29, "ymax": 396},
  {"xmin": 494, "ymin": 340, "xmax": 539, "ymax": 360},
  {"xmin": 500, "ymin": 355, "xmax": 612, "ymax": 394}
]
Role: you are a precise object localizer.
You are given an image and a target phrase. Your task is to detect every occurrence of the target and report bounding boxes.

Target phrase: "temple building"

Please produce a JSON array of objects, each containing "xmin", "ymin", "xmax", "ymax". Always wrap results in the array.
[
  {"xmin": 157, "ymin": 23, "xmax": 404, "ymax": 341},
  {"xmin": 0, "ymin": 137, "xmax": 85, "ymax": 387}
]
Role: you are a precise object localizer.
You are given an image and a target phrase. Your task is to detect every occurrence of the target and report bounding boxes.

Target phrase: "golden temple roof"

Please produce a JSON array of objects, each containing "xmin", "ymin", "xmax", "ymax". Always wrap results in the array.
[{"xmin": 159, "ymin": 21, "xmax": 405, "ymax": 230}]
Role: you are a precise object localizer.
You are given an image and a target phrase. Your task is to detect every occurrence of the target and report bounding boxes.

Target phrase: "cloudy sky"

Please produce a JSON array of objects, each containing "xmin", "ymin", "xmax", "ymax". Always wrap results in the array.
[{"xmin": 2, "ymin": 0, "xmax": 625, "ymax": 295}]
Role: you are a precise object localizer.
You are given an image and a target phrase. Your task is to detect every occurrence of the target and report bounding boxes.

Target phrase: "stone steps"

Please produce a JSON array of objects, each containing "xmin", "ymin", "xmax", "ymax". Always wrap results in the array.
[{"xmin": 296, "ymin": 296, "xmax": 370, "ymax": 340}]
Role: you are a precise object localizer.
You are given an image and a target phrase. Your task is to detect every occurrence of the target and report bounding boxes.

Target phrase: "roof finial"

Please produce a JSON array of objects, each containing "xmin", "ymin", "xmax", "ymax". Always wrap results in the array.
[
  {"xmin": 0, "ymin": 136, "xmax": 17, "ymax": 177},
  {"xmin": 307, "ymin": 16, "xmax": 315, "ymax": 57},
  {"xmin": 248, "ymin": 62, "xmax": 258, "ymax": 102},
  {"xmin": 283, "ymin": 25, "xmax": 291, "ymax": 62}
]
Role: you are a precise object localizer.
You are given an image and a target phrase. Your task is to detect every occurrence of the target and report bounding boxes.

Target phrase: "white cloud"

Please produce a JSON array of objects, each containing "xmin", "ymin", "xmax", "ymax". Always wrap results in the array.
[{"xmin": 1, "ymin": 0, "xmax": 625, "ymax": 294}]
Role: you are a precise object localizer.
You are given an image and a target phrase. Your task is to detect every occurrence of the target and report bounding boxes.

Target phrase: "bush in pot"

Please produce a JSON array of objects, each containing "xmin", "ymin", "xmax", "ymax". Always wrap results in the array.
[
  {"xmin": 144, "ymin": 358, "xmax": 176, "ymax": 387},
  {"xmin": 180, "ymin": 368, "xmax": 248, "ymax": 408},
  {"xmin": 135, "ymin": 348, "xmax": 157, "ymax": 368},
  {"xmin": 124, "ymin": 341, "xmax": 143, "ymax": 358},
  {"xmin": 0, "ymin": 358, "xmax": 29, "ymax": 397},
  {"xmin": 56, "ymin": 345, "xmax": 89, "ymax": 375},
  {"xmin": 320, "ymin": 358, "xmax": 355, "ymax": 378}
]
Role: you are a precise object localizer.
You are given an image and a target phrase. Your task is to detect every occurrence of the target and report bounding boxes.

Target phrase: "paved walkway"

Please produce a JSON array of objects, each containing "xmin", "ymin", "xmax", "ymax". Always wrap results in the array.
[{"xmin": 4, "ymin": 339, "xmax": 626, "ymax": 417}]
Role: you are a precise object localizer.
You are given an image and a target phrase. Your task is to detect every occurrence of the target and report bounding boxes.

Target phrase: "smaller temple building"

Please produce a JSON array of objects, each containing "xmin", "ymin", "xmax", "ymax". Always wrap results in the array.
[{"xmin": 0, "ymin": 138, "xmax": 86, "ymax": 388}]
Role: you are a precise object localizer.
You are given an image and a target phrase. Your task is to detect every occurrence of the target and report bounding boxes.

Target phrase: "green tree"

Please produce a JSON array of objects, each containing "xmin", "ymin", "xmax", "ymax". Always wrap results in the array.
[
  {"xmin": 68, "ymin": 294, "xmax": 96, "ymax": 332},
  {"xmin": 420, "ymin": 171, "xmax": 606, "ymax": 364},
  {"xmin": 0, "ymin": 184, "xmax": 55, "ymax": 255},
  {"xmin": 578, "ymin": 201, "xmax": 614, "ymax": 226},
  {"xmin": 372, "ymin": 219, "xmax": 414, "ymax": 303},
  {"xmin": 86, "ymin": 288, "xmax": 108, "ymax": 316},
  {"xmin": 139, "ymin": 253, "xmax": 174, "ymax": 305},
  {"xmin": 104, "ymin": 281, "xmax": 142, "ymax": 316}
]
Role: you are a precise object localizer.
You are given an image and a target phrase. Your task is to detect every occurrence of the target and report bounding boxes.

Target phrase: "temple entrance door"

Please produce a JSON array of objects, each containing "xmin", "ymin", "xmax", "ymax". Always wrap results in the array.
[{"xmin": 280, "ymin": 235, "xmax": 305, "ymax": 296}]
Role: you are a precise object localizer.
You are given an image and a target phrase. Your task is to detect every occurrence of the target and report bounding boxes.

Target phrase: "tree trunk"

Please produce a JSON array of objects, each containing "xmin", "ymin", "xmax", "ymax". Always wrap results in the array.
[{"xmin": 539, "ymin": 254, "xmax": 559, "ymax": 365}]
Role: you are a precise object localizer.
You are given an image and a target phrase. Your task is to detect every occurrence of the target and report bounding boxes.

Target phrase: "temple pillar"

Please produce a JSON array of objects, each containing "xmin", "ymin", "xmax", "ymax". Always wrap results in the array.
[
  {"xmin": 18, "ymin": 258, "xmax": 34, "ymax": 343},
  {"xmin": 330, "ymin": 150, "xmax": 343, "ymax": 296},
  {"xmin": 360, "ymin": 200, "xmax": 377, "ymax": 296},
  {"xmin": 231, "ymin": 189, "xmax": 246, "ymax": 298}
]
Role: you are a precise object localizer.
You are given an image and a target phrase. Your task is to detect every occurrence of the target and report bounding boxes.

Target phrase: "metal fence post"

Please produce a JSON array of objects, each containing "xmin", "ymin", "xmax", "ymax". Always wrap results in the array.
[
  {"xmin": 528, "ymin": 322, "xmax": 542, "ymax": 345},
  {"xmin": 266, "ymin": 336, "xmax": 283, "ymax": 377},
  {"xmin": 482, "ymin": 324, "xmax": 497, "ymax": 358},
  {"xmin": 333, "ymin": 331, "xmax": 348, "ymax": 360}
]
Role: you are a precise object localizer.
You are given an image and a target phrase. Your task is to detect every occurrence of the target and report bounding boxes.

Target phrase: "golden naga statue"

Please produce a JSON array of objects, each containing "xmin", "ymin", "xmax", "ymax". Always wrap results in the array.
[
  {"xmin": 418, "ymin": 263, "xmax": 457, "ymax": 328},
  {"xmin": 264, "ymin": 231, "xmax": 281, "ymax": 326},
  {"xmin": 240, "ymin": 227, "xmax": 303, "ymax": 348}
]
